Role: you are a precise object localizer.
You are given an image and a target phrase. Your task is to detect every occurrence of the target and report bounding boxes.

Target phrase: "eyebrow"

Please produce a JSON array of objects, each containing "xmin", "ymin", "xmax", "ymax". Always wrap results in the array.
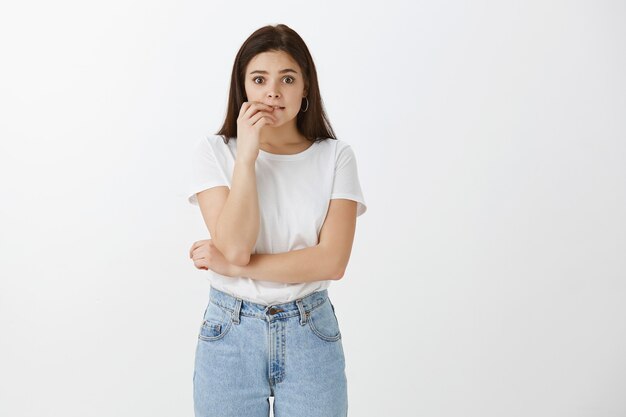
[{"xmin": 249, "ymin": 68, "xmax": 298, "ymax": 75}]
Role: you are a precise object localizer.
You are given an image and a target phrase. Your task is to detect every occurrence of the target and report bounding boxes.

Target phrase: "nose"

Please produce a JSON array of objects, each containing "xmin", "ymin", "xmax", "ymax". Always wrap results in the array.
[{"xmin": 265, "ymin": 80, "xmax": 281, "ymax": 99}]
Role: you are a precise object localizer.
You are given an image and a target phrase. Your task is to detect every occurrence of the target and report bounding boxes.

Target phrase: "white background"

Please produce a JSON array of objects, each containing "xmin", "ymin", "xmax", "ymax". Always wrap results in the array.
[{"xmin": 1, "ymin": 1, "xmax": 625, "ymax": 416}]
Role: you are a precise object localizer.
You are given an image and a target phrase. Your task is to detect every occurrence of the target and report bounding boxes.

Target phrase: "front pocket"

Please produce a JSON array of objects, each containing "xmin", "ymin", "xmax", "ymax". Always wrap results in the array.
[
  {"xmin": 198, "ymin": 301, "xmax": 232, "ymax": 341},
  {"xmin": 307, "ymin": 299, "xmax": 342, "ymax": 342}
]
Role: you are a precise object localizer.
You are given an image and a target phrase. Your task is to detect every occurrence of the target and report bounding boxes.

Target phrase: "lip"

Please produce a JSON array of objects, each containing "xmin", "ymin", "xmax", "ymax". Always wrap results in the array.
[{"xmin": 267, "ymin": 105, "xmax": 285, "ymax": 109}]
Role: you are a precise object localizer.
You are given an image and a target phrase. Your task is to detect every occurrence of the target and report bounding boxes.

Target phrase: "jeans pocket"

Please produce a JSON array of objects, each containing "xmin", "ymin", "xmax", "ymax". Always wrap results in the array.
[
  {"xmin": 198, "ymin": 301, "xmax": 232, "ymax": 341},
  {"xmin": 307, "ymin": 299, "xmax": 342, "ymax": 342}
]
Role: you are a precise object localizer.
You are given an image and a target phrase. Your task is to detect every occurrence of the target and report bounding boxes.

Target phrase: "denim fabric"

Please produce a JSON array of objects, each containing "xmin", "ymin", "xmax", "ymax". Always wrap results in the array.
[{"xmin": 193, "ymin": 286, "xmax": 348, "ymax": 417}]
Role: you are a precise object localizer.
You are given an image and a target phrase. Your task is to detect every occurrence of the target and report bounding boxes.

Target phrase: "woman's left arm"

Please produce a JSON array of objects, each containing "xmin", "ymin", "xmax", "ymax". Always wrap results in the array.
[{"xmin": 232, "ymin": 199, "xmax": 358, "ymax": 284}]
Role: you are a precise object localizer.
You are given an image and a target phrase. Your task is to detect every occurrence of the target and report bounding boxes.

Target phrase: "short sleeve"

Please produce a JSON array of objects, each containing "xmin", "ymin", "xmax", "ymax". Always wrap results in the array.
[
  {"xmin": 187, "ymin": 136, "xmax": 230, "ymax": 206},
  {"xmin": 330, "ymin": 143, "xmax": 367, "ymax": 217}
]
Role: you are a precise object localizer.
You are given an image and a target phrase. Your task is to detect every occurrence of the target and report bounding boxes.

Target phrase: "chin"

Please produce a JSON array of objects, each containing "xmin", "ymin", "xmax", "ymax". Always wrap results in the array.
[
  {"xmin": 270, "ymin": 118, "xmax": 292, "ymax": 128},
  {"xmin": 267, "ymin": 121, "xmax": 283, "ymax": 128}
]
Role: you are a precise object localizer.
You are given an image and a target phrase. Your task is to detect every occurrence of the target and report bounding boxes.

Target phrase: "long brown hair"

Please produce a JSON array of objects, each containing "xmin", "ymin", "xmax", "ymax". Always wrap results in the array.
[{"xmin": 216, "ymin": 24, "xmax": 336, "ymax": 144}]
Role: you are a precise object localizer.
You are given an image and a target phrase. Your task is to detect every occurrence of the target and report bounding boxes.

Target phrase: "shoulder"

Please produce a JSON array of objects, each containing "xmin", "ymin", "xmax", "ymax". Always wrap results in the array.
[
  {"xmin": 203, "ymin": 134, "xmax": 231, "ymax": 147},
  {"xmin": 313, "ymin": 138, "xmax": 360, "ymax": 166},
  {"xmin": 314, "ymin": 137, "xmax": 352, "ymax": 154},
  {"xmin": 323, "ymin": 138, "xmax": 356, "ymax": 152},
  {"xmin": 330, "ymin": 139, "xmax": 359, "ymax": 163},
  {"xmin": 194, "ymin": 134, "xmax": 232, "ymax": 153},
  {"xmin": 335, "ymin": 139, "xmax": 353, "ymax": 152}
]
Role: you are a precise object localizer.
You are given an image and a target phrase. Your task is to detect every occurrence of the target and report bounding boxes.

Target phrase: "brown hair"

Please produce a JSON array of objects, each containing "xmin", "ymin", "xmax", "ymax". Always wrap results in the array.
[{"xmin": 216, "ymin": 24, "xmax": 336, "ymax": 144}]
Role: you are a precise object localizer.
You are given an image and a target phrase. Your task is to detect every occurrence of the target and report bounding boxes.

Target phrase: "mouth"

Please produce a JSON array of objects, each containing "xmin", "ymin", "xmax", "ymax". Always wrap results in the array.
[{"xmin": 269, "ymin": 105, "xmax": 285, "ymax": 110}]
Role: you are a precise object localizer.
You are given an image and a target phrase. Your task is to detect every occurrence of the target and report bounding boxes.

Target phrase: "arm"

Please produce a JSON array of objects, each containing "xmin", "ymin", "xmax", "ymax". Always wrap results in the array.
[
  {"xmin": 231, "ymin": 199, "xmax": 358, "ymax": 284},
  {"xmin": 233, "ymin": 245, "xmax": 339, "ymax": 284},
  {"xmin": 214, "ymin": 159, "xmax": 260, "ymax": 266}
]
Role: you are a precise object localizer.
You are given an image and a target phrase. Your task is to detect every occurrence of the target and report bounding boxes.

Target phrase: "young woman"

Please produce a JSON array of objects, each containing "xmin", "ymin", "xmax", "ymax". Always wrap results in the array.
[{"xmin": 187, "ymin": 23, "xmax": 367, "ymax": 417}]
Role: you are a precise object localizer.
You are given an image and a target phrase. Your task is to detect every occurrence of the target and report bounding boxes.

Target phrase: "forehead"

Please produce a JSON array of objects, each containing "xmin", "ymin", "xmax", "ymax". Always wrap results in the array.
[{"xmin": 246, "ymin": 50, "xmax": 300, "ymax": 73}]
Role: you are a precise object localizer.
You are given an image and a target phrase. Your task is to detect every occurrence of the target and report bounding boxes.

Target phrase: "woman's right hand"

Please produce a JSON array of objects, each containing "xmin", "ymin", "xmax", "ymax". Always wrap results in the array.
[{"xmin": 236, "ymin": 101, "xmax": 278, "ymax": 163}]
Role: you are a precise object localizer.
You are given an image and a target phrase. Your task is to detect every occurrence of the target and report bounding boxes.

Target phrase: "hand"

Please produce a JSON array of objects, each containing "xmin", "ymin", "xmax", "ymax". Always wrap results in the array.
[
  {"xmin": 235, "ymin": 101, "xmax": 278, "ymax": 163},
  {"xmin": 189, "ymin": 239, "xmax": 239, "ymax": 277}
]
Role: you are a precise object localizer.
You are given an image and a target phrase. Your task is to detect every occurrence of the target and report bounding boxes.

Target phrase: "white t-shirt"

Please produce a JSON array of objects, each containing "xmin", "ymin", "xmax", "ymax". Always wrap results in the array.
[{"xmin": 187, "ymin": 134, "xmax": 367, "ymax": 305}]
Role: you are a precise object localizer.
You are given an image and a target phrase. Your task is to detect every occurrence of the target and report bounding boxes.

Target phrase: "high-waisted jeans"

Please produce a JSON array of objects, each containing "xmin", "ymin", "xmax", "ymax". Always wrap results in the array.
[{"xmin": 193, "ymin": 286, "xmax": 348, "ymax": 417}]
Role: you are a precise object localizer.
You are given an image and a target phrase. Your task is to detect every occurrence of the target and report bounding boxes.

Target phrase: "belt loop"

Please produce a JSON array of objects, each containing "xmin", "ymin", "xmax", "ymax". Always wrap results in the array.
[
  {"xmin": 296, "ymin": 298, "xmax": 307, "ymax": 326},
  {"xmin": 232, "ymin": 298, "xmax": 242, "ymax": 325}
]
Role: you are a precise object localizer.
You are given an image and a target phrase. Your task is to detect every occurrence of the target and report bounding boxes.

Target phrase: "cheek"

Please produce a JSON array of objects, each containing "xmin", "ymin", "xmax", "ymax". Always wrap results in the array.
[
  {"xmin": 283, "ymin": 106, "xmax": 298, "ymax": 119},
  {"xmin": 289, "ymin": 92, "xmax": 304, "ymax": 111},
  {"xmin": 244, "ymin": 83, "xmax": 259, "ymax": 100}
]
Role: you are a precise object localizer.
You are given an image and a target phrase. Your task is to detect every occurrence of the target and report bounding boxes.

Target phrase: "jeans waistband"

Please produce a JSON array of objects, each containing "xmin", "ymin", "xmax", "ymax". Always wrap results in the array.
[{"xmin": 209, "ymin": 286, "xmax": 329, "ymax": 322}]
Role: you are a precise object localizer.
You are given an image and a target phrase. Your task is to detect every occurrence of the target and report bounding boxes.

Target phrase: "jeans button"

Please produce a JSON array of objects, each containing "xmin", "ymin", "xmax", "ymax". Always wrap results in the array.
[{"xmin": 268, "ymin": 307, "xmax": 283, "ymax": 315}]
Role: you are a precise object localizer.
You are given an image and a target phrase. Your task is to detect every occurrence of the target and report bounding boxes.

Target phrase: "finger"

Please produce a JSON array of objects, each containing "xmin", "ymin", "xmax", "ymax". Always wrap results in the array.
[
  {"xmin": 189, "ymin": 241, "xmax": 200, "ymax": 258},
  {"xmin": 243, "ymin": 102, "xmax": 274, "ymax": 120},
  {"xmin": 250, "ymin": 111, "xmax": 276, "ymax": 126},
  {"xmin": 252, "ymin": 115, "xmax": 275, "ymax": 127},
  {"xmin": 194, "ymin": 260, "xmax": 209, "ymax": 270},
  {"xmin": 248, "ymin": 102, "xmax": 274, "ymax": 112},
  {"xmin": 238, "ymin": 102, "xmax": 251, "ymax": 119}
]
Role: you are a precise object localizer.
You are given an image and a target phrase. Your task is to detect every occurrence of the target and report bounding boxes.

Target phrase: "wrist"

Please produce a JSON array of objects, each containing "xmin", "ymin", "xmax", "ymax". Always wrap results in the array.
[
  {"xmin": 235, "ymin": 155, "xmax": 258, "ymax": 167},
  {"xmin": 229, "ymin": 263, "xmax": 244, "ymax": 277}
]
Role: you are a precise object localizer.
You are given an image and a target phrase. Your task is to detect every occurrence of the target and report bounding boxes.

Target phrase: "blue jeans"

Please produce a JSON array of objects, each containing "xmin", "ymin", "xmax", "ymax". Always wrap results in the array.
[{"xmin": 193, "ymin": 286, "xmax": 348, "ymax": 417}]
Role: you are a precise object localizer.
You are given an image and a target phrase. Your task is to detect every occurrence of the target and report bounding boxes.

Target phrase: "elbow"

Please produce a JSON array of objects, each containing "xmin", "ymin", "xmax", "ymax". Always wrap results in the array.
[
  {"xmin": 325, "ymin": 248, "xmax": 349, "ymax": 280},
  {"xmin": 335, "ymin": 248, "xmax": 352, "ymax": 279},
  {"xmin": 333, "ymin": 262, "xmax": 347, "ymax": 280},
  {"xmin": 225, "ymin": 249, "xmax": 252, "ymax": 267},
  {"xmin": 214, "ymin": 239, "xmax": 251, "ymax": 266}
]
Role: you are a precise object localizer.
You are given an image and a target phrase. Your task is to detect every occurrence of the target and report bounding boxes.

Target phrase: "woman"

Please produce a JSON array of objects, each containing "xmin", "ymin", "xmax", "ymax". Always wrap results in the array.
[{"xmin": 187, "ymin": 23, "xmax": 367, "ymax": 417}]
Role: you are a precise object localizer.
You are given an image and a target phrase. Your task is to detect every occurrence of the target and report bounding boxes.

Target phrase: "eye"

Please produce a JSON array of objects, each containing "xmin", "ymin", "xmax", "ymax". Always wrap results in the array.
[{"xmin": 251, "ymin": 76, "xmax": 296, "ymax": 84}]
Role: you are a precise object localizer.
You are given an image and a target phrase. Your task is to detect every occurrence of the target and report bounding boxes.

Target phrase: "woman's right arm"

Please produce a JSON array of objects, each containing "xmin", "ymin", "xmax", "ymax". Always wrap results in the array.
[
  {"xmin": 213, "ymin": 158, "xmax": 260, "ymax": 266},
  {"xmin": 211, "ymin": 101, "xmax": 278, "ymax": 266}
]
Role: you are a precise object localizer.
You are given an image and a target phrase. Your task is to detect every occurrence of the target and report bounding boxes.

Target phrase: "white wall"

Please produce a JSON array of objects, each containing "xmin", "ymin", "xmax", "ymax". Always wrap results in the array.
[{"xmin": 1, "ymin": 1, "xmax": 625, "ymax": 416}]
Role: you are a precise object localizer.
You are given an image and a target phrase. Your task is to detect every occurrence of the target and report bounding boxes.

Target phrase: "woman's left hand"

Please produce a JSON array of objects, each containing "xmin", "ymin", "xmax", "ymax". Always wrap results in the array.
[{"xmin": 189, "ymin": 239, "xmax": 238, "ymax": 277}]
